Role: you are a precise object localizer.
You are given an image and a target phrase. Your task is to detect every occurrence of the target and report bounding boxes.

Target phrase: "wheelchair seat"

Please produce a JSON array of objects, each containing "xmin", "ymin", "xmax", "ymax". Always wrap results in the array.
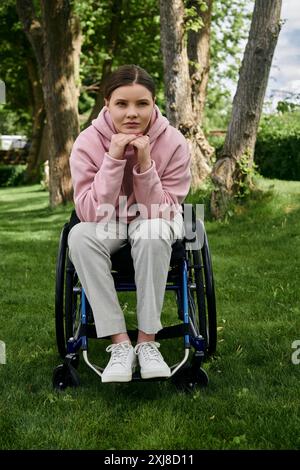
[
  {"xmin": 111, "ymin": 239, "xmax": 185, "ymax": 276},
  {"xmin": 68, "ymin": 209, "xmax": 186, "ymax": 277}
]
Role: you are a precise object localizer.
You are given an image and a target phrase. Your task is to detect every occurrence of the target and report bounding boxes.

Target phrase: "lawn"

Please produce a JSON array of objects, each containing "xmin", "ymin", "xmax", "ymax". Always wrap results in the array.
[{"xmin": 0, "ymin": 178, "xmax": 299, "ymax": 450}]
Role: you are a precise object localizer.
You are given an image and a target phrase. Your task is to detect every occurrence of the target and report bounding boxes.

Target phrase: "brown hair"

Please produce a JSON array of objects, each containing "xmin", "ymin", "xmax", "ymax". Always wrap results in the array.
[{"xmin": 103, "ymin": 64, "xmax": 156, "ymax": 100}]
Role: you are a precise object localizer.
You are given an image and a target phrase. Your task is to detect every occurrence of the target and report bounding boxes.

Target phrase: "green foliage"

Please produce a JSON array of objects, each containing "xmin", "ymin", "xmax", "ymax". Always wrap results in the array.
[
  {"xmin": 234, "ymin": 150, "xmax": 259, "ymax": 200},
  {"xmin": 0, "ymin": 106, "xmax": 31, "ymax": 135},
  {"xmin": 75, "ymin": 0, "xmax": 164, "ymax": 114},
  {"xmin": 78, "ymin": 91, "xmax": 94, "ymax": 115},
  {"xmin": 183, "ymin": 0, "xmax": 206, "ymax": 33},
  {"xmin": 0, "ymin": 164, "xmax": 26, "ymax": 187},
  {"xmin": 1, "ymin": 0, "xmax": 164, "ymax": 131},
  {"xmin": 0, "ymin": 0, "xmax": 254, "ymax": 134},
  {"xmin": 203, "ymin": 93, "xmax": 232, "ymax": 132},
  {"xmin": 254, "ymin": 110, "xmax": 300, "ymax": 181},
  {"xmin": 207, "ymin": 132, "xmax": 225, "ymax": 153},
  {"xmin": 185, "ymin": 176, "xmax": 215, "ymax": 220},
  {"xmin": 205, "ymin": 0, "xmax": 253, "ymax": 129},
  {"xmin": 210, "ymin": 0, "xmax": 253, "ymax": 83},
  {"xmin": 0, "ymin": 2, "xmax": 33, "ymax": 135},
  {"xmin": 276, "ymin": 100, "xmax": 300, "ymax": 114}
]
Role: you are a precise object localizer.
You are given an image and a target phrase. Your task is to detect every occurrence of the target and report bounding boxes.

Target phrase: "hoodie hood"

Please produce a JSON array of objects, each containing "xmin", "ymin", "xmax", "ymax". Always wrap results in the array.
[{"xmin": 92, "ymin": 104, "xmax": 169, "ymax": 144}]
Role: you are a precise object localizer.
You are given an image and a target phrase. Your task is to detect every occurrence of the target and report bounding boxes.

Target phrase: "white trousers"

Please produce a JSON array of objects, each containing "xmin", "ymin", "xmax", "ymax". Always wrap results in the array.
[{"xmin": 67, "ymin": 213, "xmax": 184, "ymax": 338}]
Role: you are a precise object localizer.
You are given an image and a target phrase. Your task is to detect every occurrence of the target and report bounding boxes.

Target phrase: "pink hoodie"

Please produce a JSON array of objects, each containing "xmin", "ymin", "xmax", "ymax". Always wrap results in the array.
[{"xmin": 69, "ymin": 104, "xmax": 191, "ymax": 223}]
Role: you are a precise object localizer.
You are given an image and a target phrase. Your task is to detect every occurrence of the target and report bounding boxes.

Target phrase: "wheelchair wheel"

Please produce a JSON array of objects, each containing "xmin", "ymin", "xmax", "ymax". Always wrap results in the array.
[
  {"xmin": 55, "ymin": 223, "xmax": 69, "ymax": 358},
  {"xmin": 188, "ymin": 231, "xmax": 217, "ymax": 356},
  {"xmin": 55, "ymin": 224, "xmax": 83, "ymax": 358},
  {"xmin": 201, "ymin": 231, "xmax": 217, "ymax": 355}
]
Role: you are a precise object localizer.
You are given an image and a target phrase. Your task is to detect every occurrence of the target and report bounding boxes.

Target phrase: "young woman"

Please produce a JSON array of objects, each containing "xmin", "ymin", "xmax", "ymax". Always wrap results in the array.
[{"xmin": 68, "ymin": 64, "xmax": 191, "ymax": 382}]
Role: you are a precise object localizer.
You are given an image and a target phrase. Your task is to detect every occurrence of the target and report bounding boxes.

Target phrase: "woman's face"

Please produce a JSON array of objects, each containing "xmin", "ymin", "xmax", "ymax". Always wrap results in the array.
[{"xmin": 105, "ymin": 84, "xmax": 155, "ymax": 134}]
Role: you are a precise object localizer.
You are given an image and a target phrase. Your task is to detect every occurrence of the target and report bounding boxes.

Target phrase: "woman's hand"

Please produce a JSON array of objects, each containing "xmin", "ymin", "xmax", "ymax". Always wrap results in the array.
[
  {"xmin": 131, "ymin": 135, "xmax": 152, "ymax": 173},
  {"xmin": 108, "ymin": 134, "xmax": 139, "ymax": 160}
]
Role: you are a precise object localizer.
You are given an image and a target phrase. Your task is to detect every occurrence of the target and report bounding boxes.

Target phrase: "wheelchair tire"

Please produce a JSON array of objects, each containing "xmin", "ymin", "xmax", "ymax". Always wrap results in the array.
[
  {"xmin": 191, "ymin": 232, "xmax": 217, "ymax": 356},
  {"xmin": 55, "ymin": 223, "xmax": 69, "ymax": 358},
  {"xmin": 172, "ymin": 363, "xmax": 209, "ymax": 392},
  {"xmin": 52, "ymin": 363, "xmax": 80, "ymax": 390},
  {"xmin": 55, "ymin": 223, "xmax": 83, "ymax": 358},
  {"xmin": 201, "ymin": 231, "xmax": 217, "ymax": 355}
]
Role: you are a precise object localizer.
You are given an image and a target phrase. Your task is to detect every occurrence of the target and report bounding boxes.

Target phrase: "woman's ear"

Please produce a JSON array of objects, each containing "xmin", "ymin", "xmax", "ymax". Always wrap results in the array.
[{"xmin": 104, "ymin": 98, "xmax": 109, "ymax": 107}]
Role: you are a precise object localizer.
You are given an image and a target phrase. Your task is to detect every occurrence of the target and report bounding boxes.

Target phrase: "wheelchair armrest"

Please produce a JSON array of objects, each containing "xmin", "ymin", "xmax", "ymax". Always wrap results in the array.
[
  {"xmin": 68, "ymin": 209, "xmax": 81, "ymax": 232},
  {"xmin": 182, "ymin": 203, "xmax": 205, "ymax": 249},
  {"xmin": 182, "ymin": 203, "xmax": 196, "ymax": 242},
  {"xmin": 195, "ymin": 218, "xmax": 205, "ymax": 249}
]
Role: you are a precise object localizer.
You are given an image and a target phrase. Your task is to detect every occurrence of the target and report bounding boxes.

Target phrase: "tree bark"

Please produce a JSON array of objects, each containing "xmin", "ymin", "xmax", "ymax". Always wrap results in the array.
[
  {"xmin": 159, "ymin": 0, "xmax": 214, "ymax": 189},
  {"xmin": 40, "ymin": 1, "xmax": 81, "ymax": 206},
  {"xmin": 187, "ymin": 0, "xmax": 213, "ymax": 124},
  {"xmin": 211, "ymin": 0, "xmax": 282, "ymax": 218},
  {"xmin": 17, "ymin": 0, "xmax": 82, "ymax": 206},
  {"xmin": 24, "ymin": 56, "xmax": 46, "ymax": 184}
]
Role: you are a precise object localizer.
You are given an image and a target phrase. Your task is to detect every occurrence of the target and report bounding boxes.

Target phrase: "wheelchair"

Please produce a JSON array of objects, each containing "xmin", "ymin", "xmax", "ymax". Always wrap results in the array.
[{"xmin": 53, "ymin": 205, "xmax": 217, "ymax": 392}]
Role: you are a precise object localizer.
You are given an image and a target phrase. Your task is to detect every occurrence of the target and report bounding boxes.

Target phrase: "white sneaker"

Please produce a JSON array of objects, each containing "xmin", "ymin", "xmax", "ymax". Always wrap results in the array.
[
  {"xmin": 101, "ymin": 341, "xmax": 137, "ymax": 383},
  {"xmin": 135, "ymin": 341, "xmax": 171, "ymax": 379}
]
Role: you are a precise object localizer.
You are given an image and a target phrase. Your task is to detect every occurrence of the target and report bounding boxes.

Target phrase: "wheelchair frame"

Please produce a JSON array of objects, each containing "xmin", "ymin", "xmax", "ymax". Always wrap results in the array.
[{"xmin": 53, "ymin": 205, "xmax": 217, "ymax": 391}]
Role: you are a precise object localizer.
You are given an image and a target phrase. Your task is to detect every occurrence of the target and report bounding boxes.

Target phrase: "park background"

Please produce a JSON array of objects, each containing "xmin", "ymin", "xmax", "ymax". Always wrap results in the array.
[{"xmin": 0, "ymin": 0, "xmax": 299, "ymax": 450}]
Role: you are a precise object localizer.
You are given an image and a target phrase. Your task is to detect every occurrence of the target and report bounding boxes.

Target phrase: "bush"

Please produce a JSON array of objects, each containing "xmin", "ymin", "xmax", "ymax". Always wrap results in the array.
[
  {"xmin": 185, "ymin": 177, "xmax": 215, "ymax": 220},
  {"xmin": 254, "ymin": 111, "xmax": 300, "ymax": 181},
  {"xmin": 0, "ymin": 164, "xmax": 26, "ymax": 187}
]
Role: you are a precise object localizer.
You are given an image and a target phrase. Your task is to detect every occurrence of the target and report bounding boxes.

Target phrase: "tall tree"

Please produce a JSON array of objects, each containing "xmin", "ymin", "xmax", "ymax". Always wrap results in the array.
[
  {"xmin": 16, "ymin": 0, "xmax": 82, "ymax": 206},
  {"xmin": 187, "ymin": 0, "xmax": 213, "ymax": 124},
  {"xmin": 159, "ymin": 0, "xmax": 214, "ymax": 188},
  {"xmin": 210, "ymin": 0, "xmax": 282, "ymax": 218}
]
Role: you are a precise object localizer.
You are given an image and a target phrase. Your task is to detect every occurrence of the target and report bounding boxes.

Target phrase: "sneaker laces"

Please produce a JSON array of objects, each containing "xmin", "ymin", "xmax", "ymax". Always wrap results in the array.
[
  {"xmin": 106, "ymin": 341, "xmax": 132, "ymax": 367},
  {"xmin": 134, "ymin": 341, "xmax": 162, "ymax": 363}
]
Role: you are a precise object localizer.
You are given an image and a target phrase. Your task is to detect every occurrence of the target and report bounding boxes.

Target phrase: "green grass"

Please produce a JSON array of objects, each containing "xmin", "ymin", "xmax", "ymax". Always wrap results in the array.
[{"xmin": 0, "ymin": 179, "xmax": 299, "ymax": 450}]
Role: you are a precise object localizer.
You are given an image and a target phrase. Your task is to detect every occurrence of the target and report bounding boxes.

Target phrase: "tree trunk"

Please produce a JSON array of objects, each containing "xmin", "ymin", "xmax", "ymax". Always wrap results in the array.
[
  {"xmin": 187, "ymin": 0, "xmax": 213, "ymax": 125},
  {"xmin": 40, "ymin": 1, "xmax": 81, "ymax": 206},
  {"xmin": 84, "ymin": 0, "xmax": 123, "ymax": 128},
  {"xmin": 159, "ymin": 0, "xmax": 214, "ymax": 189},
  {"xmin": 24, "ymin": 56, "xmax": 46, "ymax": 184},
  {"xmin": 211, "ymin": 0, "xmax": 282, "ymax": 218},
  {"xmin": 17, "ymin": 0, "xmax": 82, "ymax": 206}
]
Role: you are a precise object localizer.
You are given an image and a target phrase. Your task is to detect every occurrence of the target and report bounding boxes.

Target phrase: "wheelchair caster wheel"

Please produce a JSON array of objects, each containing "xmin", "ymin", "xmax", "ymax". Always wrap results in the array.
[
  {"xmin": 52, "ymin": 363, "xmax": 80, "ymax": 390},
  {"xmin": 192, "ymin": 367, "xmax": 209, "ymax": 387},
  {"xmin": 173, "ymin": 365, "xmax": 208, "ymax": 392},
  {"xmin": 67, "ymin": 353, "xmax": 80, "ymax": 369}
]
